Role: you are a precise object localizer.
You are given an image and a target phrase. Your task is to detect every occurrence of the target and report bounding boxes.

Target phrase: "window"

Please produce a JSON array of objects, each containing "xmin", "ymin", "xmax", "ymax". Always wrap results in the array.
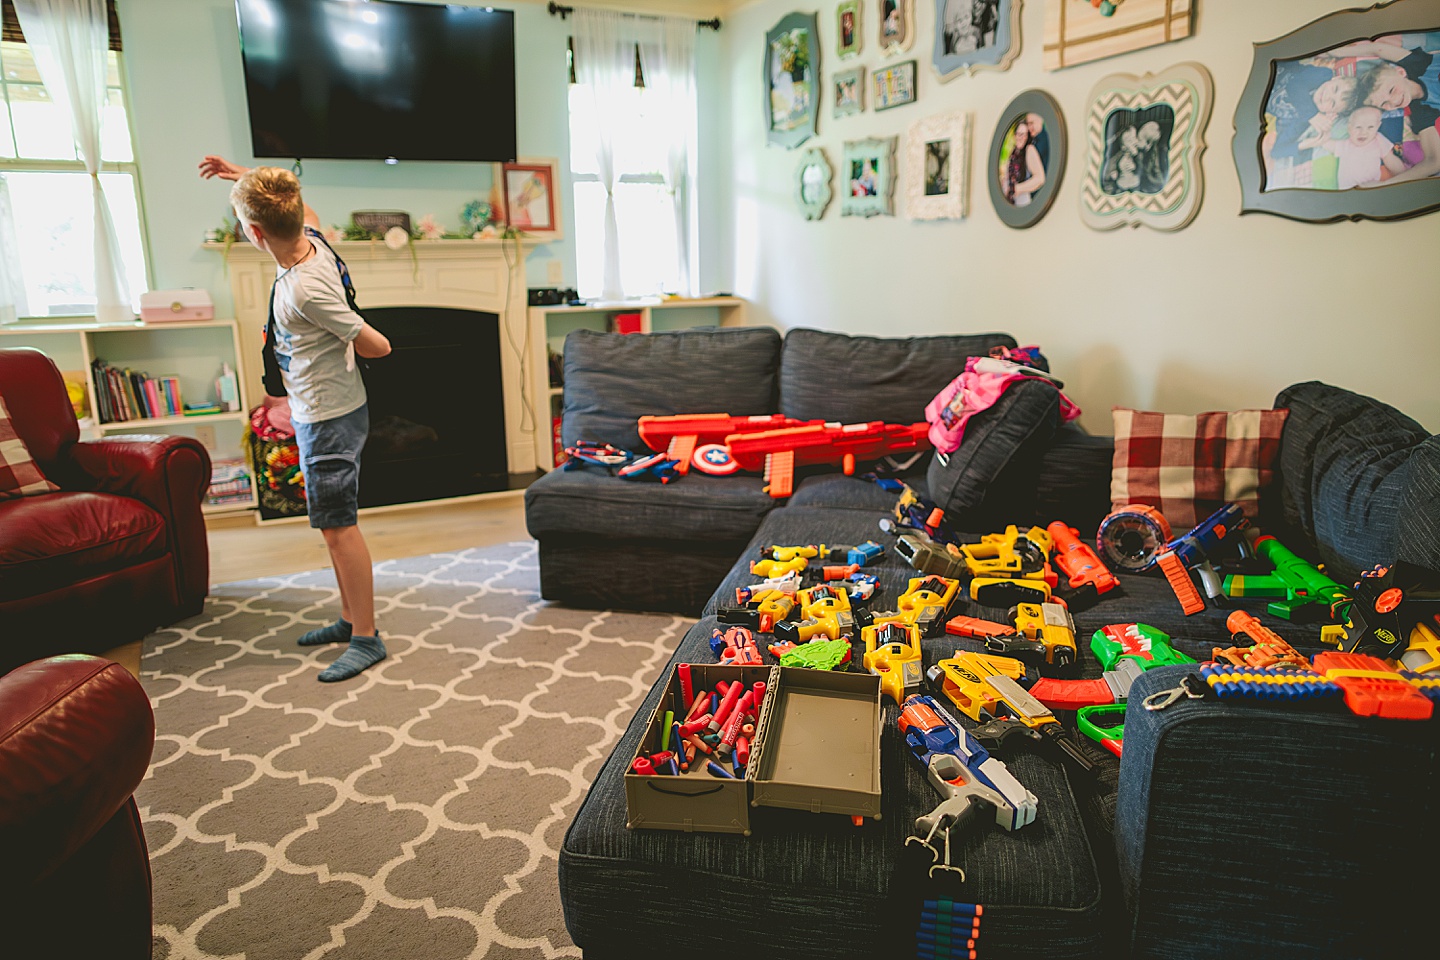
[
  {"xmin": 568, "ymin": 80, "xmax": 683, "ymax": 299},
  {"xmin": 0, "ymin": 33, "xmax": 147, "ymax": 319}
]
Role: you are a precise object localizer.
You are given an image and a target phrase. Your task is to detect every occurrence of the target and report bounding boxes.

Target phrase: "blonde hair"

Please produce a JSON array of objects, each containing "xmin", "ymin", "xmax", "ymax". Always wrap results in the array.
[{"xmin": 230, "ymin": 166, "xmax": 305, "ymax": 241}]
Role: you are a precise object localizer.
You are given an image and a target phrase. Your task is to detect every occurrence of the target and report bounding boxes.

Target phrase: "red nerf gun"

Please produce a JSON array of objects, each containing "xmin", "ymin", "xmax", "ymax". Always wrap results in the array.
[
  {"xmin": 727, "ymin": 421, "xmax": 932, "ymax": 499},
  {"xmin": 1047, "ymin": 522, "xmax": 1119, "ymax": 611},
  {"xmin": 637, "ymin": 413, "xmax": 817, "ymax": 475}
]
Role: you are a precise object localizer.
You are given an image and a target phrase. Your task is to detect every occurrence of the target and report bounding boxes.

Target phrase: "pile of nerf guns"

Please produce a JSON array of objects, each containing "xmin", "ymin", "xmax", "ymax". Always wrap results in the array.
[
  {"xmin": 631, "ymin": 667, "xmax": 770, "ymax": 780},
  {"xmin": 637, "ymin": 413, "xmax": 932, "ymax": 499}
]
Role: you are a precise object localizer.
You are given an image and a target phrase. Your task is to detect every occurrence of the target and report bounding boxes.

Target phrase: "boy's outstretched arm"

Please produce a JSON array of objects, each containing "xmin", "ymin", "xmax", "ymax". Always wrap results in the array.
[
  {"xmin": 1377, "ymin": 127, "xmax": 1440, "ymax": 184},
  {"xmin": 353, "ymin": 322, "xmax": 392, "ymax": 358},
  {"xmin": 199, "ymin": 154, "xmax": 321, "ymax": 226}
]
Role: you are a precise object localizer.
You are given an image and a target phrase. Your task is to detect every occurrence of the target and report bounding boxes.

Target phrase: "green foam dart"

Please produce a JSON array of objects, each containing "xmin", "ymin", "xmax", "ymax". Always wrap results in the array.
[{"xmin": 661, "ymin": 710, "xmax": 674, "ymax": 751}]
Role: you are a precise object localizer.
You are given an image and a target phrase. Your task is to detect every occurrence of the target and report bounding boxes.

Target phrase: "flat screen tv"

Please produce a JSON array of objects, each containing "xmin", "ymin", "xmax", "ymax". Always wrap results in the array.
[{"xmin": 235, "ymin": 0, "xmax": 516, "ymax": 163}]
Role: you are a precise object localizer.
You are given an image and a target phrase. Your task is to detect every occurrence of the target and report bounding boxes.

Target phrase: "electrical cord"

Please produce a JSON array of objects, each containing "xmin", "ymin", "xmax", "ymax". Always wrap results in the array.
[{"xmin": 501, "ymin": 234, "xmax": 537, "ymax": 436}]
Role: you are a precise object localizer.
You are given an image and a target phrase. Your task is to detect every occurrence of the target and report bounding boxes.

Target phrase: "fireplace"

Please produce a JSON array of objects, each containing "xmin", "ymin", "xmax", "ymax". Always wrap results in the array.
[{"xmin": 356, "ymin": 306, "xmax": 508, "ymax": 508}]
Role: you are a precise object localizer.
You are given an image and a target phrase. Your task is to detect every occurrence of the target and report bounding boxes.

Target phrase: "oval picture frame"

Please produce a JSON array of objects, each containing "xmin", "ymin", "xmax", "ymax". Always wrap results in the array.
[
  {"xmin": 795, "ymin": 148, "xmax": 834, "ymax": 220},
  {"xmin": 987, "ymin": 89, "xmax": 1067, "ymax": 229}
]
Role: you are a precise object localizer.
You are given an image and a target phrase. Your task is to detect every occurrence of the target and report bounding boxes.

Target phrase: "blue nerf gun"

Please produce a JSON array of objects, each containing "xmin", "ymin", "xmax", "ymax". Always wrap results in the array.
[{"xmin": 1152, "ymin": 503, "xmax": 1250, "ymax": 616}]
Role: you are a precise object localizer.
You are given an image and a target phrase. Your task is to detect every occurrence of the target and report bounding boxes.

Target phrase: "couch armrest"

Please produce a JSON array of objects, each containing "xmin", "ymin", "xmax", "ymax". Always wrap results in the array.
[
  {"xmin": 66, "ymin": 435, "xmax": 211, "ymax": 615},
  {"xmin": 0, "ymin": 656, "xmax": 155, "ymax": 892}
]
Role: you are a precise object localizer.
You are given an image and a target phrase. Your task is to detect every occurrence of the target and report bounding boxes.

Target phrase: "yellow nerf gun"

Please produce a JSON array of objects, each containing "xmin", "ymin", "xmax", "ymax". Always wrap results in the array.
[
  {"xmin": 862, "ymin": 621, "xmax": 924, "ymax": 704},
  {"xmin": 868, "ymin": 576, "xmax": 960, "ymax": 637},
  {"xmin": 961, "ymin": 526, "xmax": 1052, "ymax": 579},
  {"xmin": 1012, "ymin": 601, "xmax": 1079, "ymax": 674}
]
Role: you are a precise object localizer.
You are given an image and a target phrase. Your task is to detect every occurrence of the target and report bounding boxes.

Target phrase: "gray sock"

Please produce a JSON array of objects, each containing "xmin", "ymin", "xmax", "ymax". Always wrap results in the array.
[
  {"xmin": 298, "ymin": 618, "xmax": 352, "ymax": 646},
  {"xmin": 318, "ymin": 634, "xmax": 386, "ymax": 682}
]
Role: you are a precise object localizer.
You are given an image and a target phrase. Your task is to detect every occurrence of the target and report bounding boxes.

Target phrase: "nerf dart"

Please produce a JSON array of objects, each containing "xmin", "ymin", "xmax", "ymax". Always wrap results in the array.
[
  {"xmin": 1199, "ymin": 663, "xmax": 1342, "ymax": 704},
  {"xmin": 735, "ymin": 735, "xmax": 751, "ymax": 767},
  {"xmin": 711, "ymin": 681, "xmax": 744, "ymax": 731},
  {"xmin": 679, "ymin": 714, "xmax": 712, "ymax": 737},
  {"xmin": 1215, "ymin": 610, "xmax": 1314, "ymax": 670},
  {"xmin": 677, "ymin": 665, "xmax": 693, "ymax": 711},
  {"xmin": 752, "ymin": 680, "xmax": 767, "ymax": 707},
  {"xmin": 630, "ymin": 757, "xmax": 656, "ymax": 776},
  {"xmin": 779, "ymin": 637, "xmax": 852, "ymax": 670},
  {"xmin": 717, "ymin": 691, "xmax": 756, "ymax": 756},
  {"xmin": 1223, "ymin": 536, "xmax": 1347, "ymax": 621},
  {"xmin": 862, "ymin": 621, "xmax": 924, "ymax": 704},
  {"xmin": 727, "ymin": 420, "xmax": 932, "ymax": 499},
  {"xmin": 1076, "ymin": 704, "xmax": 1126, "ymax": 757},
  {"xmin": 637, "ymin": 413, "xmax": 819, "ymax": 475},
  {"xmin": 1047, "ymin": 522, "xmax": 1120, "ymax": 611},
  {"xmin": 960, "ymin": 526, "xmax": 1052, "ymax": 580},
  {"xmin": 706, "ymin": 760, "xmax": 738, "ymax": 779},
  {"xmin": 661, "ymin": 710, "xmax": 674, "ymax": 751}
]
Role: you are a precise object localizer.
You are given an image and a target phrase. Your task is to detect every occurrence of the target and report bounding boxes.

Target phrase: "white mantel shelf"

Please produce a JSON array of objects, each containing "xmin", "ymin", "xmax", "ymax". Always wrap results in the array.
[{"xmin": 205, "ymin": 236, "xmax": 544, "ymax": 475}]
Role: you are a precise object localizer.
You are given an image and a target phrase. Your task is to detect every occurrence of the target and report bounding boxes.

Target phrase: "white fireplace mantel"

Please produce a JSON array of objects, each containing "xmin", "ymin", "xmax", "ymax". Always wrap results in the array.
[{"xmin": 208, "ymin": 238, "xmax": 541, "ymax": 475}]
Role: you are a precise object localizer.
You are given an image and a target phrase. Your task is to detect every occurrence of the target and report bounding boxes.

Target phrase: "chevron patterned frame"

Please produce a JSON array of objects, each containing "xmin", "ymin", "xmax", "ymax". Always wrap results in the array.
[{"xmin": 1080, "ymin": 61, "xmax": 1213, "ymax": 231}]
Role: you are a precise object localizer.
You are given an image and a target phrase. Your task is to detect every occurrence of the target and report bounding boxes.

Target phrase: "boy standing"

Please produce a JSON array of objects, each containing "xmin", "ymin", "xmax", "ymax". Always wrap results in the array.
[{"xmin": 203, "ymin": 157, "xmax": 392, "ymax": 681}]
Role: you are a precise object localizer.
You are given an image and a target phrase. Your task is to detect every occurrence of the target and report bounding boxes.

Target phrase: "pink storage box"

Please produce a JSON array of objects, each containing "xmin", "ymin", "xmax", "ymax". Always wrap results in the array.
[{"xmin": 140, "ymin": 289, "xmax": 215, "ymax": 322}]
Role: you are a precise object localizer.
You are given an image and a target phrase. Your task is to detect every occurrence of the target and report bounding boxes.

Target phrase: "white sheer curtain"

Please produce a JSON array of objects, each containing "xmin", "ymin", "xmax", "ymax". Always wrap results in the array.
[
  {"xmin": 641, "ymin": 18, "xmax": 697, "ymax": 297},
  {"xmin": 0, "ymin": 178, "xmax": 27, "ymax": 324},
  {"xmin": 573, "ymin": 8, "xmax": 632, "ymax": 301},
  {"xmin": 15, "ymin": 0, "xmax": 132, "ymax": 322}
]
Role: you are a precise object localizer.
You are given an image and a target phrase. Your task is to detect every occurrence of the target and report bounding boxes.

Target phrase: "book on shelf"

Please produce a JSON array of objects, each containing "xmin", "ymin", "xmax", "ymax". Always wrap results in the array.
[
  {"xmin": 91, "ymin": 358, "xmax": 185, "ymax": 423},
  {"xmin": 206, "ymin": 458, "xmax": 253, "ymax": 506}
]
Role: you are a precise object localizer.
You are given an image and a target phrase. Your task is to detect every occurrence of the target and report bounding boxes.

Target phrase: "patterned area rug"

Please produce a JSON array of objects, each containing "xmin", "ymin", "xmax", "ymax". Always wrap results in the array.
[{"xmin": 139, "ymin": 541, "xmax": 690, "ymax": 960}]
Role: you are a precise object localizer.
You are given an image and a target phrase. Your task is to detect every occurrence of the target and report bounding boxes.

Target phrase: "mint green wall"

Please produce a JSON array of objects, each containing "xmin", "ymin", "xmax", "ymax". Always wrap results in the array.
[{"xmin": 119, "ymin": 0, "xmax": 581, "ymax": 314}]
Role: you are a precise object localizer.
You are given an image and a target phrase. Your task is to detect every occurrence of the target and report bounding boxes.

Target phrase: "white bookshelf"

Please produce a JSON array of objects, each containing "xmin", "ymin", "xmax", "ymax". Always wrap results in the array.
[
  {"xmin": 527, "ymin": 297, "xmax": 746, "ymax": 470},
  {"xmin": 0, "ymin": 318, "xmax": 257, "ymax": 515}
]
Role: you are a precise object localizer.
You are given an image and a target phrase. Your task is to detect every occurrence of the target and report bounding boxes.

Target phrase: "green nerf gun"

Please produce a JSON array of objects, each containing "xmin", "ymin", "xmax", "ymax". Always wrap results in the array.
[
  {"xmin": 1090, "ymin": 623, "xmax": 1196, "ymax": 672},
  {"xmin": 1222, "ymin": 536, "xmax": 1347, "ymax": 621}
]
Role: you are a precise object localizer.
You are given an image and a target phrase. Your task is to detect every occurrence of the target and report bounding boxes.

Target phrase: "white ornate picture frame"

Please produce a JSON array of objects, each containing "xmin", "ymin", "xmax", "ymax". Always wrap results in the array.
[
  {"xmin": 796, "ymin": 148, "xmax": 835, "ymax": 220},
  {"xmin": 906, "ymin": 112, "xmax": 971, "ymax": 220},
  {"xmin": 878, "ymin": 0, "xmax": 915, "ymax": 56},
  {"xmin": 933, "ymin": 0, "xmax": 1022, "ymax": 82},
  {"xmin": 841, "ymin": 136, "xmax": 898, "ymax": 217},
  {"xmin": 1080, "ymin": 61, "xmax": 1212, "ymax": 232}
]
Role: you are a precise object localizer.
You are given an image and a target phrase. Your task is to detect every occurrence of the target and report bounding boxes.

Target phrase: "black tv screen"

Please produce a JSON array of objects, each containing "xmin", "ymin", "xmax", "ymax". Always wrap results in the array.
[{"xmin": 236, "ymin": 0, "xmax": 516, "ymax": 162}]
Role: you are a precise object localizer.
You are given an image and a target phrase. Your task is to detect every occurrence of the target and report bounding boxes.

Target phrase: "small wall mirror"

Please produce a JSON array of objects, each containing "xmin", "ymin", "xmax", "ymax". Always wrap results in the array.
[{"xmin": 795, "ymin": 148, "xmax": 834, "ymax": 220}]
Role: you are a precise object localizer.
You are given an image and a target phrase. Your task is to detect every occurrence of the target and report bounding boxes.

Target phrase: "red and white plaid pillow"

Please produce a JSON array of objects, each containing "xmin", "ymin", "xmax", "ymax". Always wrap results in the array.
[
  {"xmin": 1111, "ymin": 407, "xmax": 1289, "ymax": 531},
  {"xmin": 0, "ymin": 394, "xmax": 60, "ymax": 499}
]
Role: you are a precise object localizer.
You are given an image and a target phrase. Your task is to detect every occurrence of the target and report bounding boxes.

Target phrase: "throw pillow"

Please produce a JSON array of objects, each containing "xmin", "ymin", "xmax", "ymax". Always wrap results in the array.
[
  {"xmin": 0, "ymin": 394, "xmax": 60, "ymax": 499},
  {"xmin": 1110, "ymin": 407, "xmax": 1289, "ymax": 531}
]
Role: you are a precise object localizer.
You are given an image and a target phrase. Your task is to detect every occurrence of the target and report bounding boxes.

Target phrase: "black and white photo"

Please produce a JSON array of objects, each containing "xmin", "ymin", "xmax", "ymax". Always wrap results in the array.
[{"xmin": 1100, "ymin": 106, "xmax": 1174, "ymax": 196}]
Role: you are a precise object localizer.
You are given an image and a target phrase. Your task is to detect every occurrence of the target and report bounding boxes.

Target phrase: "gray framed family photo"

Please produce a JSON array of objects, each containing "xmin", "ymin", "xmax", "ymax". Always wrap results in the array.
[{"xmin": 933, "ymin": 0, "xmax": 1023, "ymax": 81}]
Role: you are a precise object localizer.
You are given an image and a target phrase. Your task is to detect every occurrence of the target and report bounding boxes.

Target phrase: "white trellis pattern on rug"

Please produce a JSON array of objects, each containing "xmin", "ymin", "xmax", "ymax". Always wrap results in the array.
[{"xmin": 139, "ymin": 541, "xmax": 689, "ymax": 960}]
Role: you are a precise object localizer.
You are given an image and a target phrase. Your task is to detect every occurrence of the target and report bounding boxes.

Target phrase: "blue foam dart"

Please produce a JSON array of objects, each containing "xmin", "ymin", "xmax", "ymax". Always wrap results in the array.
[{"xmin": 923, "ymin": 900, "xmax": 983, "ymax": 917}]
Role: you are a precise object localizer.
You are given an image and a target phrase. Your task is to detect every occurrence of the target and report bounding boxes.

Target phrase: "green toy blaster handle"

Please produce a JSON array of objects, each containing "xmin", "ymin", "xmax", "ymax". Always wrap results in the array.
[
  {"xmin": 1077, "ymin": 704, "xmax": 1126, "ymax": 758},
  {"xmin": 1223, "ymin": 536, "xmax": 1347, "ymax": 620}
]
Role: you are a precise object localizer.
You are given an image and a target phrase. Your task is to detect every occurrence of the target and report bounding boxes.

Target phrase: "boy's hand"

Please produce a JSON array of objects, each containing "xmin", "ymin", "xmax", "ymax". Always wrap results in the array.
[{"xmin": 199, "ymin": 155, "xmax": 249, "ymax": 181}]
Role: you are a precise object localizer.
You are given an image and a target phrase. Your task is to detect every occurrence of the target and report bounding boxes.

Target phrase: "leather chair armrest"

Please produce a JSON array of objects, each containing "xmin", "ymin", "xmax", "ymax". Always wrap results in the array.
[
  {"xmin": 0, "ymin": 656, "xmax": 155, "ymax": 891},
  {"xmin": 66, "ymin": 435, "xmax": 212, "ymax": 615}
]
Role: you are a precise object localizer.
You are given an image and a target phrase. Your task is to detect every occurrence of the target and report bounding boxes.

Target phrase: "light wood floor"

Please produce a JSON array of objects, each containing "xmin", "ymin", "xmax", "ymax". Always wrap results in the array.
[{"xmin": 206, "ymin": 494, "xmax": 533, "ymax": 583}]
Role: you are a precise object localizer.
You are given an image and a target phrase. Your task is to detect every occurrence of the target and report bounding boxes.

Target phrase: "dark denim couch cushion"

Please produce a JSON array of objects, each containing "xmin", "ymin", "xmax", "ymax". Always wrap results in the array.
[
  {"xmin": 1033, "ymin": 425, "xmax": 1114, "ymax": 536},
  {"xmin": 926, "ymin": 379, "xmax": 1062, "ymax": 530},
  {"xmin": 524, "ymin": 467, "xmax": 776, "ymax": 542},
  {"xmin": 778, "ymin": 328, "xmax": 1018, "ymax": 425},
  {"xmin": 1115, "ymin": 664, "xmax": 1436, "ymax": 959},
  {"xmin": 1398, "ymin": 435, "xmax": 1440, "ymax": 572},
  {"xmin": 561, "ymin": 327, "xmax": 783, "ymax": 451},
  {"xmin": 563, "ymin": 505, "xmax": 1105, "ymax": 960},
  {"xmin": 1273, "ymin": 382, "xmax": 1431, "ymax": 584}
]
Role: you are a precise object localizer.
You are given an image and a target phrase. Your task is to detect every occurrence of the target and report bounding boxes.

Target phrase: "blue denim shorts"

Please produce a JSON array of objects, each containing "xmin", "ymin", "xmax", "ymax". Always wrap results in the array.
[{"xmin": 293, "ymin": 404, "xmax": 368, "ymax": 529}]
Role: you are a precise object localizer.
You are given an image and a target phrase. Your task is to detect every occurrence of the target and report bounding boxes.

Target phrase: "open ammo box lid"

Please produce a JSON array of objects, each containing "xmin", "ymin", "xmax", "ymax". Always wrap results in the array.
[{"xmin": 749, "ymin": 667, "xmax": 883, "ymax": 820}]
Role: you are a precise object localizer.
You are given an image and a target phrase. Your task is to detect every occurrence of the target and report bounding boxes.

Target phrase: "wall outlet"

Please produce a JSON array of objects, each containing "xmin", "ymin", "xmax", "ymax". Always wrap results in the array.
[
  {"xmin": 195, "ymin": 424, "xmax": 217, "ymax": 452},
  {"xmin": 546, "ymin": 260, "xmax": 564, "ymax": 284}
]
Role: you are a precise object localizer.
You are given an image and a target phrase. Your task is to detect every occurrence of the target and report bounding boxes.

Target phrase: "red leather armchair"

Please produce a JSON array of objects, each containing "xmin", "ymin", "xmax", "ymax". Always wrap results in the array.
[
  {"xmin": 0, "ymin": 655, "xmax": 156, "ymax": 959},
  {"xmin": 0, "ymin": 347, "xmax": 211, "ymax": 674}
]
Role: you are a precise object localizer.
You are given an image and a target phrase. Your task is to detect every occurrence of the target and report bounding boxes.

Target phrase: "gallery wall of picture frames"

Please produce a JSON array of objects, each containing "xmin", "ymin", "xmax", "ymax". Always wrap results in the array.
[{"xmin": 780, "ymin": 0, "xmax": 1440, "ymax": 226}]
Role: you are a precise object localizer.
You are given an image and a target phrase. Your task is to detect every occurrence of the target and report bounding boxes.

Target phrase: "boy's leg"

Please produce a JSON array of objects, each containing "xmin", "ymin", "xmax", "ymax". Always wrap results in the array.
[{"xmin": 316, "ymin": 524, "xmax": 386, "ymax": 682}]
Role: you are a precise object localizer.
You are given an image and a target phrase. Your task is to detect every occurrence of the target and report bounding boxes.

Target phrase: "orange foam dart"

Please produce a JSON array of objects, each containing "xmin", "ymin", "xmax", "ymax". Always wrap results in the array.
[
  {"xmin": 1313, "ymin": 651, "xmax": 1433, "ymax": 720},
  {"xmin": 765, "ymin": 449, "xmax": 796, "ymax": 499},
  {"xmin": 1156, "ymin": 550, "xmax": 1205, "ymax": 616}
]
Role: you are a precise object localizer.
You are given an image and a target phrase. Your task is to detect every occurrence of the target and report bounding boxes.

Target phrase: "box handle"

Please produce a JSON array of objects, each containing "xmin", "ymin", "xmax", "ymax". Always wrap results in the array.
[{"xmin": 646, "ymin": 781, "xmax": 726, "ymax": 798}]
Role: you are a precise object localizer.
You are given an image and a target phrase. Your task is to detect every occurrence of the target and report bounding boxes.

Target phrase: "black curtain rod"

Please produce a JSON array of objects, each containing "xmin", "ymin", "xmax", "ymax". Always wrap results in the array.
[{"xmin": 546, "ymin": 2, "xmax": 720, "ymax": 30}]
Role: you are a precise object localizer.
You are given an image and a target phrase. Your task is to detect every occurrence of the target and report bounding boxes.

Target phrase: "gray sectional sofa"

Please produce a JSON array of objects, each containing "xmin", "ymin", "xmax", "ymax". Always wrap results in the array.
[{"xmin": 524, "ymin": 327, "xmax": 1439, "ymax": 959}]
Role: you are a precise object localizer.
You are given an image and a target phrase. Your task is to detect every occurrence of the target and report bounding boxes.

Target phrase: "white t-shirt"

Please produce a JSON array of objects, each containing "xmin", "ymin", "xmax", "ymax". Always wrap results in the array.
[{"xmin": 271, "ymin": 238, "xmax": 367, "ymax": 423}]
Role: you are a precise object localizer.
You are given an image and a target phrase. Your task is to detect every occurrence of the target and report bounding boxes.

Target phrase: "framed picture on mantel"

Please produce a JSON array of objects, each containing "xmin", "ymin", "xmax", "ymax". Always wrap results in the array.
[{"xmin": 502, "ymin": 158, "xmax": 563, "ymax": 239}]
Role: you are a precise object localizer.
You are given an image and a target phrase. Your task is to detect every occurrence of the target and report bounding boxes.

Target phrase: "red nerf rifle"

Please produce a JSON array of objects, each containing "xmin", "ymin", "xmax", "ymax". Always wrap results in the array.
[
  {"xmin": 1047, "ymin": 522, "xmax": 1120, "ymax": 611},
  {"xmin": 727, "ymin": 421, "xmax": 932, "ymax": 499},
  {"xmin": 637, "ymin": 413, "xmax": 817, "ymax": 475}
]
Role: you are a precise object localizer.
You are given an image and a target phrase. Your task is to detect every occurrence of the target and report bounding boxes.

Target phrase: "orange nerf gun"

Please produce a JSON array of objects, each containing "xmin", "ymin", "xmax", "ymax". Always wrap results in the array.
[
  {"xmin": 726, "ymin": 421, "xmax": 932, "ymax": 499},
  {"xmin": 1047, "ymin": 522, "xmax": 1120, "ymax": 611},
  {"xmin": 637, "ymin": 413, "xmax": 817, "ymax": 475}
]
